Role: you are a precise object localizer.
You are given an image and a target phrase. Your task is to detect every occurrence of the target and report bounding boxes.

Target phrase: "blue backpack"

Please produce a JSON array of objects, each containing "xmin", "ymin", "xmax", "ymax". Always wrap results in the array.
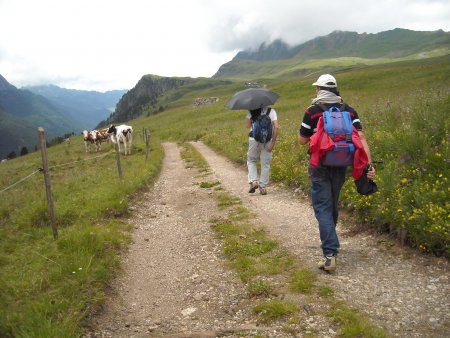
[
  {"xmin": 252, "ymin": 108, "xmax": 273, "ymax": 143},
  {"xmin": 321, "ymin": 105, "xmax": 355, "ymax": 167}
]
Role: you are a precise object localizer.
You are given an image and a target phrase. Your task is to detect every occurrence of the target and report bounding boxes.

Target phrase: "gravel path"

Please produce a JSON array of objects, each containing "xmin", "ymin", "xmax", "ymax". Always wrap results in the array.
[{"xmin": 88, "ymin": 141, "xmax": 449, "ymax": 338}]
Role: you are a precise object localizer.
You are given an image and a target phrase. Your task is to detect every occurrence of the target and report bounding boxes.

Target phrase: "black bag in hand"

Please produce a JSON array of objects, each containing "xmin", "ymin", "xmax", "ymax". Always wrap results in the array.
[{"xmin": 355, "ymin": 164, "xmax": 378, "ymax": 195}]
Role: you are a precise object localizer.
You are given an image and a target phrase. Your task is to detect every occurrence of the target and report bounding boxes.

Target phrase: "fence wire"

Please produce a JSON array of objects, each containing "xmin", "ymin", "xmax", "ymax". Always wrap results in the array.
[
  {"xmin": 0, "ymin": 150, "xmax": 113, "ymax": 195},
  {"xmin": 0, "ymin": 169, "xmax": 41, "ymax": 194}
]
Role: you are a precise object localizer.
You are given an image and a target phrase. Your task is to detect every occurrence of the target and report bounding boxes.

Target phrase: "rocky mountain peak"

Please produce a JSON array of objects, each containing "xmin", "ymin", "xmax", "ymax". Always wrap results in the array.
[{"xmin": 0, "ymin": 74, "xmax": 15, "ymax": 91}]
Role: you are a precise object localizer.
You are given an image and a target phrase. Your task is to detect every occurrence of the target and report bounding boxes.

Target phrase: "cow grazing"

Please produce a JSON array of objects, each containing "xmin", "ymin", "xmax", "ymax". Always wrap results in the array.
[
  {"xmin": 107, "ymin": 124, "xmax": 133, "ymax": 155},
  {"xmin": 94, "ymin": 127, "xmax": 110, "ymax": 151},
  {"xmin": 82, "ymin": 128, "xmax": 112, "ymax": 152},
  {"xmin": 82, "ymin": 130, "xmax": 98, "ymax": 152}
]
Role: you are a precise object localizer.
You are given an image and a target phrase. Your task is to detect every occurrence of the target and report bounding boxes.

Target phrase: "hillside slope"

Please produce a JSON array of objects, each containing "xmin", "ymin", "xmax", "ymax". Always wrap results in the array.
[
  {"xmin": 0, "ymin": 75, "xmax": 80, "ymax": 159},
  {"xmin": 25, "ymin": 85, "xmax": 127, "ymax": 130},
  {"xmin": 99, "ymin": 75, "xmax": 193, "ymax": 126}
]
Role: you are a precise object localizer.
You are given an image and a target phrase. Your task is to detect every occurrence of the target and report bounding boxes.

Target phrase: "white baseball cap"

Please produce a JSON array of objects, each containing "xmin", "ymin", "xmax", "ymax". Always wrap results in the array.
[{"xmin": 312, "ymin": 74, "xmax": 337, "ymax": 88}]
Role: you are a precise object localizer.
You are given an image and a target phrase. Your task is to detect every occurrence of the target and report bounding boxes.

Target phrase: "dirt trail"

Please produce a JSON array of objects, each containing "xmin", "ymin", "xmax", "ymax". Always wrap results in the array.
[{"xmin": 89, "ymin": 141, "xmax": 449, "ymax": 338}]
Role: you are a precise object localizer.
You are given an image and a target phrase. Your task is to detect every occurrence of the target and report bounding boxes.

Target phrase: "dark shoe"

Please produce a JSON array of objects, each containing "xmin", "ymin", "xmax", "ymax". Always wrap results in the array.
[
  {"xmin": 259, "ymin": 187, "xmax": 267, "ymax": 195},
  {"xmin": 248, "ymin": 181, "xmax": 259, "ymax": 193},
  {"xmin": 318, "ymin": 255, "xmax": 336, "ymax": 271}
]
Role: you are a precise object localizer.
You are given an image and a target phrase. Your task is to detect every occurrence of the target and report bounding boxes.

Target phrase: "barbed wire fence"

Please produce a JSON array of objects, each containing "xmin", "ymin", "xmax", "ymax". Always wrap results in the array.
[
  {"xmin": 37, "ymin": 127, "xmax": 58, "ymax": 239},
  {"xmin": 0, "ymin": 169, "xmax": 42, "ymax": 194},
  {"xmin": 0, "ymin": 127, "xmax": 152, "ymax": 240},
  {"xmin": 0, "ymin": 139, "xmax": 114, "ymax": 194}
]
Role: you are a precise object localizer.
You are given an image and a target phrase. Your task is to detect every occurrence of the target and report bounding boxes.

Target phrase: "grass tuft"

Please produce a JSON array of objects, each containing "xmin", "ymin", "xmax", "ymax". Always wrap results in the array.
[
  {"xmin": 179, "ymin": 142, "xmax": 210, "ymax": 173},
  {"xmin": 330, "ymin": 302, "xmax": 387, "ymax": 338},
  {"xmin": 289, "ymin": 268, "xmax": 317, "ymax": 293},
  {"xmin": 247, "ymin": 280, "xmax": 274, "ymax": 298},
  {"xmin": 215, "ymin": 192, "xmax": 242, "ymax": 209},
  {"xmin": 199, "ymin": 180, "xmax": 220, "ymax": 188},
  {"xmin": 318, "ymin": 286, "xmax": 334, "ymax": 297},
  {"xmin": 252, "ymin": 299, "xmax": 297, "ymax": 323}
]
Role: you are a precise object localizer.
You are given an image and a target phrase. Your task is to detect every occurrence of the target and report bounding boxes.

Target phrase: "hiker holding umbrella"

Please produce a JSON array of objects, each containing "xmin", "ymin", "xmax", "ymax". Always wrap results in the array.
[{"xmin": 226, "ymin": 87, "xmax": 280, "ymax": 195}]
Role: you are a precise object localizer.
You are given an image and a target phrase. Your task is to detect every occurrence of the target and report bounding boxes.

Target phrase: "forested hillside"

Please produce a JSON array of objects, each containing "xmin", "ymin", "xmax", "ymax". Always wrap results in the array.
[
  {"xmin": 25, "ymin": 85, "xmax": 126, "ymax": 130},
  {"xmin": 0, "ymin": 75, "xmax": 79, "ymax": 159}
]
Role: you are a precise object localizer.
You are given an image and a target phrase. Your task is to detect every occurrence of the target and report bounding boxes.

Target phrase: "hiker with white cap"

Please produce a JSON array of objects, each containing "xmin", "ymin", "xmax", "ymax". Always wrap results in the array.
[{"xmin": 298, "ymin": 74, "xmax": 376, "ymax": 271}]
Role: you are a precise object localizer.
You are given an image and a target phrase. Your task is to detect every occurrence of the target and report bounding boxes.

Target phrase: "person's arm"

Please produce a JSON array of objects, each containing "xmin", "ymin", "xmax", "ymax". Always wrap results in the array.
[
  {"xmin": 298, "ymin": 134, "xmax": 310, "ymax": 145},
  {"xmin": 246, "ymin": 118, "xmax": 252, "ymax": 129},
  {"xmin": 267, "ymin": 120, "xmax": 279, "ymax": 152},
  {"xmin": 299, "ymin": 107, "xmax": 313, "ymax": 146},
  {"xmin": 357, "ymin": 130, "xmax": 376, "ymax": 179}
]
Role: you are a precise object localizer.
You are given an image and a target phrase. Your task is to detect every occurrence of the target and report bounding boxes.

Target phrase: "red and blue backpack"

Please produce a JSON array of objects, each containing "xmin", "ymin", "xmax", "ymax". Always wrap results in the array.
[{"xmin": 320, "ymin": 104, "xmax": 355, "ymax": 167}]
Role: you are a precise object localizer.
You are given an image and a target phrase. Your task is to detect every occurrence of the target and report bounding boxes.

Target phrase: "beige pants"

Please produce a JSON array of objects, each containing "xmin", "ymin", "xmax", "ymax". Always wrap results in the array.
[{"xmin": 247, "ymin": 137, "xmax": 273, "ymax": 188}]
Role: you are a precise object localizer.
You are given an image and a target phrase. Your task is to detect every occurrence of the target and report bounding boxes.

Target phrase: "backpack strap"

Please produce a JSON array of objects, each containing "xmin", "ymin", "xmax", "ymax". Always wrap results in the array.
[
  {"xmin": 316, "ymin": 103, "xmax": 328, "ymax": 112},
  {"xmin": 314, "ymin": 102, "xmax": 334, "ymax": 138},
  {"xmin": 322, "ymin": 109, "xmax": 334, "ymax": 139},
  {"xmin": 322, "ymin": 106, "xmax": 341, "ymax": 139},
  {"xmin": 341, "ymin": 111, "xmax": 353, "ymax": 140},
  {"xmin": 340, "ymin": 110, "xmax": 355, "ymax": 153}
]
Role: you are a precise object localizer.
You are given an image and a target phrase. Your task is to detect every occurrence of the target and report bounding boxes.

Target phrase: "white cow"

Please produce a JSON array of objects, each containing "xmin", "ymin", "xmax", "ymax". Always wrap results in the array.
[{"xmin": 107, "ymin": 124, "xmax": 133, "ymax": 155}]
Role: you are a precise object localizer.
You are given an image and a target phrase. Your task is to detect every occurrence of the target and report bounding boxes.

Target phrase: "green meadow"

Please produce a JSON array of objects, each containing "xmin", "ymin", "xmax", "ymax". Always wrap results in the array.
[
  {"xmin": 148, "ymin": 54, "xmax": 449, "ymax": 256},
  {"xmin": 0, "ymin": 54, "xmax": 448, "ymax": 336}
]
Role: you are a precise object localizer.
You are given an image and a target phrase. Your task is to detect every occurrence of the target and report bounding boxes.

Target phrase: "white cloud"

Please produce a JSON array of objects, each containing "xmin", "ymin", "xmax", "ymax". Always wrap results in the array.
[
  {"xmin": 0, "ymin": 0, "xmax": 448, "ymax": 91},
  {"xmin": 204, "ymin": 0, "xmax": 450, "ymax": 50}
]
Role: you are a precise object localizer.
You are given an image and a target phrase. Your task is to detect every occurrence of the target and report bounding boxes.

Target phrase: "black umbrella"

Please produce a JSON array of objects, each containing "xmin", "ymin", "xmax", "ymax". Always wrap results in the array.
[
  {"xmin": 226, "ymin": 87, "xmax": 279, "ymax": 110},
  {"xmin": 354, "ymin": 164, "xmax": 378, "ymax": 195},
  {"xmin": 355, "ymin": 176, "xmax": 378, "ymax": 195}
]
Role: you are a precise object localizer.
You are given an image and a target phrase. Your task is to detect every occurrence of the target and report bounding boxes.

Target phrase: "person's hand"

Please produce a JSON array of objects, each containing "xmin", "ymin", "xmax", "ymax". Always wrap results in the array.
[{"xmin": 366, "ymin": 164, "xmax": 376, "ymax": 180}]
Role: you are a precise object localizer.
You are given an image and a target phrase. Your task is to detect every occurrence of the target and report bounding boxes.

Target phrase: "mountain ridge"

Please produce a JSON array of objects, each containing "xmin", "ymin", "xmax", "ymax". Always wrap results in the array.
[
  {"xmin": 0, "ymin": 76, "xmax": 82, "ymax": 158},
  {"xmin": 233, "ymin": 28, "xmax": 449, "ymax": 61},
  {"xmin": 214, "ymin": 28, "xmax": 450, "ymax": 78},
  {"xmin": 0, "ymin": 76, "xmax": 126, "ymax": 159},
  {"xmin": 25, "ymin": 84, "xmax": 127, "ymax": 130},
  {"xmin": 98, "ymin": 75, "xmax": 192, "ymax": 127}
]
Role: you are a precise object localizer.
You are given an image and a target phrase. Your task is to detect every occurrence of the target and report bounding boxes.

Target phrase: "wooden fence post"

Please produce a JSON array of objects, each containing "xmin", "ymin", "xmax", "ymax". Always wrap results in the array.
[
  {"xmin": 144, "ymin": 128, "xmax": 151, "ymax": 162},
  {"xmin": 37, "ymin": 127, "xmax": 58, "ymax": 240},
  {"xmin": 114, "ymin": 142, "xmax": 123, "ymax": 179}
]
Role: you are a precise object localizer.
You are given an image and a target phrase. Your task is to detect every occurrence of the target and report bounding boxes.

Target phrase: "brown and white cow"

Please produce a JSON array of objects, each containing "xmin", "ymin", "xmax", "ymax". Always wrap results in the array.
[
  {"xmin": 82, "ymin": 128, "xmax": 111, "ymax": 152},
  {"xmin": 82, "ymin": 130, "xmax": 98, "ymax": 152},
  {"xmin": 94, "ymin": 127, "xmax": 110, "ymax": 151}
]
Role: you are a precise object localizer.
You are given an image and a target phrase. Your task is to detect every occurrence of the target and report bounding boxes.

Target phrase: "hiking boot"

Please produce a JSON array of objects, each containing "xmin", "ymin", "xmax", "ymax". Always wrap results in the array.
[
  {"xmin": 259, "ymin": 187, "xmax": 267, "ymax": 195},
  {"xmin": 248, "ymin": 181, "xmax": 259, "ymax": 193},
  {"xmin": 318, "ymin": 255, "xmax": 336, "ymax": 271}
]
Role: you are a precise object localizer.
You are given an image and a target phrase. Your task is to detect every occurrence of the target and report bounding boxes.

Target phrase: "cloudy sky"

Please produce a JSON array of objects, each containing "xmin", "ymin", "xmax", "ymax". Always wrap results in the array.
[{"xmin": 0, "ymin": 0, "xmax": 449, "ymax": 92}]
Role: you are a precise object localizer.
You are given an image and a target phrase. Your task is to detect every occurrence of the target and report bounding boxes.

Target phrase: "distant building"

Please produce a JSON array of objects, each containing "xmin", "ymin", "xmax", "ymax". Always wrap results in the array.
[{"xmin": 245, "ymin": 82, "xmax": 260, "ymax": 87}]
